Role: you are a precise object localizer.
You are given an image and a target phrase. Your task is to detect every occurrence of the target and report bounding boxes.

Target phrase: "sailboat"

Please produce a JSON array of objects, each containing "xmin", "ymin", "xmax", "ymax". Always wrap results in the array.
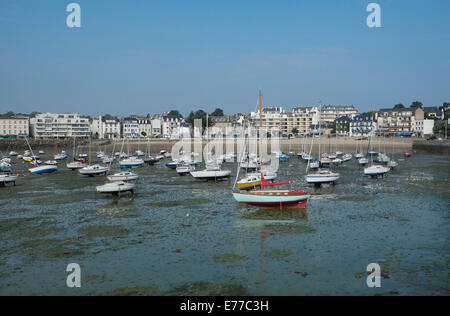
[
  {"xmin": 67, "ymin": 137, "xmax": 85, "ymax": 170},
  {"xmin": 143, "ymin": 137, "xmax": 159, "ymax": 164},
  {"xmin": 364, "ymin": 128, "xmax": 390, "ymax": 177},
  {"xmin": 305, "ymin": 105, "xmax": 340, "ymax": 185},
  {"xmin": 24, "ymin": 137, "xmax": 57, "ymax": 174},
  {"xmin": 119, "ymin": 138, "xmax": 144, "ymax": 168},
  {"xmin": 79, "ymin": 137, "xmax": 109, "ymax": 176},
  {"xmin": 190, "ymin": 113, "xmax": 231, "ymax": 180},
  {"xmin": 232, "ymin": 91, "xmax": 310, "ymax": 209}
]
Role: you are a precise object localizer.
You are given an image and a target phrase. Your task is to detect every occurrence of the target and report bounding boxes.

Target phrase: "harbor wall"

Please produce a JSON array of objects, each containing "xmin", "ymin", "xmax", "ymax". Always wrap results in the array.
[
  {"xmin": 412, "ymin": 140, "xmax": 450, "ymax": 155},
  {"xmin": 1, "ymin": 137, "xmax": 414, "ymax": 156}
]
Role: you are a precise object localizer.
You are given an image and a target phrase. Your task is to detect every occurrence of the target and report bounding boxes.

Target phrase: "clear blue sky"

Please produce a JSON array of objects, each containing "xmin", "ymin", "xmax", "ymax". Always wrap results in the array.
[{"xmin": 1, "ymin": 0, "xmax": 449, "ymax": 116}]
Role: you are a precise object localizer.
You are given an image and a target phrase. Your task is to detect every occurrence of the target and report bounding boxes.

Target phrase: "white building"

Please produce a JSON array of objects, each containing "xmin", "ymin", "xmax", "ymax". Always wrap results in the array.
[
  {"xmin": 30, "ymin": 113, "xmax": 90, "ymax": 139},
  {"xmin": 415, "ymin": 119, "xmax": 434, "ymax": 137},
  {"xmin": 91, "ymin": 115, "xmax": 121, "ymax": 139},
  {"xmin": 0, "ymin": 116, "xmax": 29, "ymax": 137},
  {"xmin": 162, "ymin": 115, "xmax": 184, "ymax": 139},
  {"xmin": 151, "ymin": 118, "xmax": 162, "ymax": 137},
  {"xmin": 123, "ymin": 117, "xmax": 139, "ymax": 138}
]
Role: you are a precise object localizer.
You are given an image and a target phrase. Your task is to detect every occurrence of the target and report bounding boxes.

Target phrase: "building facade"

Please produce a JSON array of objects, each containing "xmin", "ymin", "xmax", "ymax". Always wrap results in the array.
[
  {"xmin": 349, "ymin": 114, "xmax": 377, "ymax": 137},
  {"xmin": 91, "ymin": 115, "xmax": 121, "ymax": 139},
  {"xmin": 122, "ymin": 117, "xmax": 140, "ymax": 138},
  {"xmin": 415, "ymin": 119, "xmax": 435, "ymax": 137},
  {"xmin": 320, "ymin": 105, "xmax": 359, "ymax": 123},
  {"xmin": 0, "ymin": 116, "xmax": 29, "ymax": 138},
  {"xmin": 377, "ymin": 107, "xmax": 425, "ymax": 136},
  {"xmin": 334, "ymin": 116, "xmax": 352, "ymax": 136},
  {"xmin": 30, "ymin": 113, "xmax": 90, "ymax": 139}
]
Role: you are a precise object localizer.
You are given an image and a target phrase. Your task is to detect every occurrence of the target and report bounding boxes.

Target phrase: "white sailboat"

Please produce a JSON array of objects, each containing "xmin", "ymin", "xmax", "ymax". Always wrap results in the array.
[
  {"xmin": 306, "ymin": 105, "xmax": 340, "ymax": 185},
  {"xmin": 23, "ymin": 136, "xmax": 58, "ymax": 175},
  {"xmin": 364, "ymin": 128, "xmax": 390, "ymax": 177}
]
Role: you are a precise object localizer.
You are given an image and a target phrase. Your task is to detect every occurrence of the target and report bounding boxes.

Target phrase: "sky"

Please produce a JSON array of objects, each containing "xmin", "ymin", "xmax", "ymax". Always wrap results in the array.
[{"xmin": 0, "ymin": 0, "xmax": 449, "ymax": 117}]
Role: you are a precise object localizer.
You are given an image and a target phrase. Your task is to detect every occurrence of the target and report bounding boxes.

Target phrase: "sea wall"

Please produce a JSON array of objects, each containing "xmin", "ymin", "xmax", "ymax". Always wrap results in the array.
[{"xmin": 412, "ymin": 140, "xmax": 450, "ymax": 155}]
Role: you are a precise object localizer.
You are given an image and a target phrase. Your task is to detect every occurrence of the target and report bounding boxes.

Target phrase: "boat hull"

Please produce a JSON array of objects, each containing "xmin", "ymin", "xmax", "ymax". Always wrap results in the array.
[
  {"xmin": 232, "ymin": 190, "xmax": 310, "ymax": 209},
  {"xmin": 29, "ymin": 165, "xmax": 58, "ymax": 174}
]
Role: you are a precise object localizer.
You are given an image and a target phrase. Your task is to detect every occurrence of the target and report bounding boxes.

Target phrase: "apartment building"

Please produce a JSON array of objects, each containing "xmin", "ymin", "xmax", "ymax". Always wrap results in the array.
[
  {"xmin": 123, "ymin": 117, "xmax": 140, "ymax": 138},
  {"xmin": 91, "ymin": 115, "xmax": 121, "ymax": 139},
  {"xmin": 162, "ymin": 115, "xmax": 184, "ymax": 139},
  {"xmin": 377, "ymin": 107, "xmax": 425, "ymax": 136},
  {"xmin": 30, "ymin": 113, "xmax": 90, "ymax": 139},
  {"xmin": 349, "ymin": 114, "xmax": 377, "ymax": 137},
  {"xmin": 320, "ymin": 105, "xmax": 359, "ymax": 123},
  {"xmin": 250, "ymin": 106, "xmax": 318, "ymax": 137},
  {"xmin": 334, "ymin": 116, "xmax": 352, "ymax": 136},
  {"xmin": 0, "ymin": 116, "xmax": 29, "ymax": 138}
]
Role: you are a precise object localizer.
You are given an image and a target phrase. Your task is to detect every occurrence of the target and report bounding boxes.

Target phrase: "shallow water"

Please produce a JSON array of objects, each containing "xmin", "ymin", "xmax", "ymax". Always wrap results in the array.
[{"xmin": 0, "ymin": 152, "xmax": 449, "ymax": 296}]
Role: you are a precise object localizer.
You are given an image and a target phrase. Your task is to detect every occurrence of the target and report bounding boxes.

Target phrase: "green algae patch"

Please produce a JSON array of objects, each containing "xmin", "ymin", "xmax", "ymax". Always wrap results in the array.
[
  {"xmin": 78, "ymin": 225, "xmax": 132, "ymax": 240},
  {"xmin": 45, "ymin": 243, "xmax": 87, "ymax": 258},
  {"xmin": 145, "ymin": 198, "xmax": 210, "ymax": 208},
  {"xmin": 213, "ymin": 253, "xmax": 249, "ymax": 265},
  {"xmin": 167, "ymin": 282, "xmax": 247, "ymax": 296},
  {"xmin": 264, "ymin": 249, "xmax": 294, "ymax": 259},
  {"xmin": 0, "ymin": 217, "xmax": 35, "ymax": 233},
  {"xmin": 91, "ymin": 285, "xmax": 163, "ymax": 296}
]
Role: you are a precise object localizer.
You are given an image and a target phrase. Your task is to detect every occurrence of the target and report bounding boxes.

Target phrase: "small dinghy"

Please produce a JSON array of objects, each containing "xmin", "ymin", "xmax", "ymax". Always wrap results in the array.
[
  {"xmin": 9, "ymin": 151, "xmax": 18, "ymax": 156},
  {"xmin": 176, "ymin": 162, "xmax": 195, "ymax": 176},
  {"xmin": 44, "ymin": 160, "xmax": 58, "ymax": 165},
  {"xmin": 96, "ymin": 181, "xmax": 135, "ymax": 195},
  {"xmin": 107, "ymin": 171, "xmax": 139, "ymax": 182},
  {"xmin": 165, "ymin": 161, "xmax": 178, "ymax": 169}
]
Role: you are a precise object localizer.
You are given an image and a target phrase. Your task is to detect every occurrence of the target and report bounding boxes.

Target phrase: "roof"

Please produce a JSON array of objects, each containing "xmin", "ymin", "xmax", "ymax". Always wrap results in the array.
[{"xmin": 334, "ymin": 116, "xmax": 351, "ymax": 123}]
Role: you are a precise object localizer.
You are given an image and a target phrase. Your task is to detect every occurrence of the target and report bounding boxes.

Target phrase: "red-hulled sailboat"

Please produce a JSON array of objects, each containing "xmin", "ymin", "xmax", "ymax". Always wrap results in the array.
[{"xmin": 232, "ymin": 90, "xmax": 310, "ymax": 210}]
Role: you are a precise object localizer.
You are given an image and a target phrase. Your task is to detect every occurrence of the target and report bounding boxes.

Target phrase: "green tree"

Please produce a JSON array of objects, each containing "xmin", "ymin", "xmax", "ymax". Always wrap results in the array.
[
  {"xmin": 168, "ymin": 110, "xmax": 180, "ymax": 116},
  {"xmin": 2, "ymin": 111, "xmax": 15, "ymax": 117},
  {"xmin": 186, "ymin": 110, "xmax": 214, "ymax": 131},
  {"xmin": 393, "ymin": 103, "xmax": 404, "ymax": 109},
  {"xmin": 211, "ymin": 108, "xmax": 224, "ymax": 116},
  {"xmin": 410, "ymin": 101, "xmax": 423, "ymax": 109},
  {"xmin": 291, "ymin": 127, "xmax": 299, "ymax": 136},
  {"xmin": 141, "ymin": 131, "xmax": 147, "ymax": 137}
]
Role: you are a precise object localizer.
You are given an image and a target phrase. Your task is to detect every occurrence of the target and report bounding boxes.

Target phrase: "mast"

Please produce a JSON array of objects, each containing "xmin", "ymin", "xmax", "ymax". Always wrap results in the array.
[{"xmin": 259, "ymin": 90, "xmax": 263, "ymax": 180}]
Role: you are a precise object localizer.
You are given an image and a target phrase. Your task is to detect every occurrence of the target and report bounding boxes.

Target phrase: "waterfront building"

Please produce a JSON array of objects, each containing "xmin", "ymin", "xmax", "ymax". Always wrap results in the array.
[
  {"xmin": 415, "ymin": 119, "xmax": 435, "ymax": 137},
  {"xmin": 334, "ymin": 116, "xmax": 352, "ymax": 136},
  {"xmin": 376, "ymin": 107, "xmax": 425, "ymax": 136},
  {"xmin": 0, "ymin": 116, "xmax": 29, "ymax": 138},
  {"xmin": 91, "ymin": 115, "xmax": 121, "ymax": 139},
  {"xmin": 30, "ymin": 113, "xmax": 90, "ymax": 139},
  {"xmin": 162, "ymin": 114, "xmax": 184, "ymax": 139},
  {"xmin": 349, "ymin": 114, "xmax": 377, "ymax": 137},
  {"xmin": 123, "ymin": 117, "xmax": 140, "ymax": 138},
  {"xmin": 320, "ymin": 105, "xmax": 359, "ymax": 123},
  {"xmin": 423, "ymin": 107, "xmax": 444, "ymax": 119}
]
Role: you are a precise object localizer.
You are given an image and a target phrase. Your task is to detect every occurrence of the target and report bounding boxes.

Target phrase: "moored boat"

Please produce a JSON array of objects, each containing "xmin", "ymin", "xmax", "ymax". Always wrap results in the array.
[
  {"xmin": 107, "ymin": 171, "xmax": 139, "ymax": 182},
  {"xmin": 96, "ymin": 181, "xmax": 135, "ymax": 194},
  {"xmin": 79, "ymin": 164, "xmax": 109, "ymax": 176}
]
